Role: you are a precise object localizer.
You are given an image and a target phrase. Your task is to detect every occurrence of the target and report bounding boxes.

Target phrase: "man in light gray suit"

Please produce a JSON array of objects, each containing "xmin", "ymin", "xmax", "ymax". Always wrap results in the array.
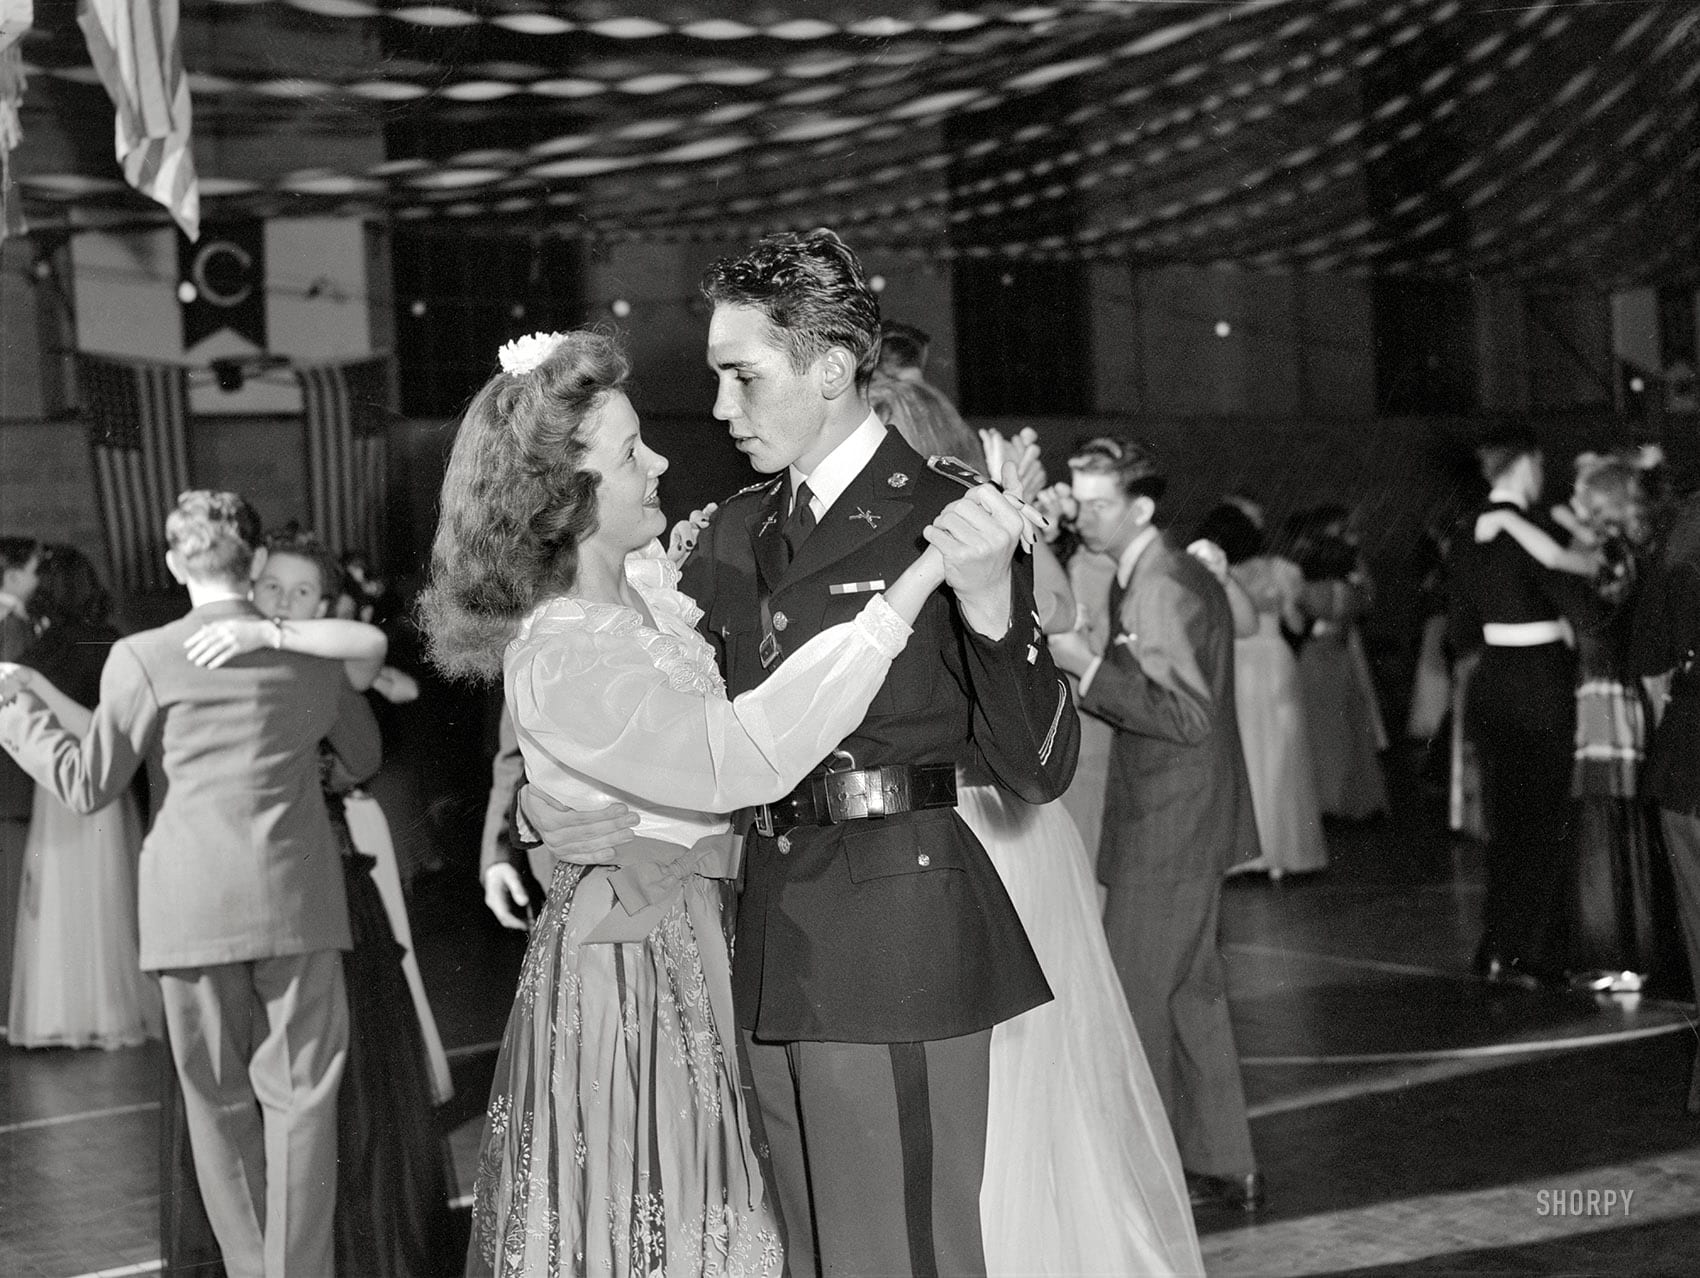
[
  {"xmin": 0, "ymin": 491, "xmax": 380, "ymax": 1278},
  {"xmin": 1047, "ymin": 436, "xmax": 1264, "ymax": 1213}
]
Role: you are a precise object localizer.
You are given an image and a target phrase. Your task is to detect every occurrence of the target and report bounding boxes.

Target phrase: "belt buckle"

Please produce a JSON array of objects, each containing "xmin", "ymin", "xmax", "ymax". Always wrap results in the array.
[
  {"xmin": 820, "ymin": 772, "xmax": 850, "ymax": 823},
  {"xmin": 754, "ymin": 804, "xmax": 776, "ymax": 838}
]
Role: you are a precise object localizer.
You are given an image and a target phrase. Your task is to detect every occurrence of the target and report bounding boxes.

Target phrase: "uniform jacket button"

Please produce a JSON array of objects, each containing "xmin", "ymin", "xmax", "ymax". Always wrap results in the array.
[
  {"xmin": 917, "ymin": 853, "xmax": 931, "ymax": 867},
  {"xmin": 772, "ymin": 611, "xmax": 789, "ymax": 631},
  {"xmin": 777, "ymin": 834, "xmax": 792, "ymax": 854}
]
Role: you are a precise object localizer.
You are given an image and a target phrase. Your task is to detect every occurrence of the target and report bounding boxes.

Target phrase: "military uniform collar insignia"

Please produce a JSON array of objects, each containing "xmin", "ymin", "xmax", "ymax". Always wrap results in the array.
[{"xmin": 731, "ymin": 476, "xmax": 783, "ymax": 500}]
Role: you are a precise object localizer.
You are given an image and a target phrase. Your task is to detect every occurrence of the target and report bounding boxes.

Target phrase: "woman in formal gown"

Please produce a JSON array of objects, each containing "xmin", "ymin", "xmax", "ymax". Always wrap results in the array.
[
  {"xmin": 869, "ymin": 372, "xmax": 1203, "ymax": 1277},
  {"xmin": 1289, "ymin": 506, "xmax": 1390, "ymax": 820},
  {"xmin": 1194, "ymin": 503, "xmax": 1328, "ymax": 880},
  {"xmin": 6, "ymin": 545, "xmax": 160, "ymax": 1049},
  {"xmin": 420, "ymin": 331, "xmax": 984, "ymax": 1277}
]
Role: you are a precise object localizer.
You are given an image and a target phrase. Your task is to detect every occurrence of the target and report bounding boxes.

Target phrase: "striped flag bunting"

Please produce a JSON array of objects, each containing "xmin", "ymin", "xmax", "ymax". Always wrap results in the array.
[
  {"xmin": 77, "ymin": 353, "xmax": 191, "ymax": 595},
  {"xmin": 297, "ymin": 356, "xmax": 393, "ymax": 568},
  {"xmin": 76, "ymin": 0, "xmax": 199, "ymax": 240},
  {"xmin": 0, "ymin": 0, "xmax": 28, "ymax": 240}
]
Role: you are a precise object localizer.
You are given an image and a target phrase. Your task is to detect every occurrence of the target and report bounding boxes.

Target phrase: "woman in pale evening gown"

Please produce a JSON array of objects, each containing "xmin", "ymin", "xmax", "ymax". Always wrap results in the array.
[
  {"xmin": 6, "ymin": 545, "xmax": 160, "ymax": 1049},
  {"xmin": 421, "ymin": 331, "xmax": 979, "ymax": 1277},
  {"xmin": 1195, "ymin": 502, "xmax": 1328, "ymax": 879},
  {"xmin": 869, "ymin": 371, "xmax": 1203, "ymax": 1277}
]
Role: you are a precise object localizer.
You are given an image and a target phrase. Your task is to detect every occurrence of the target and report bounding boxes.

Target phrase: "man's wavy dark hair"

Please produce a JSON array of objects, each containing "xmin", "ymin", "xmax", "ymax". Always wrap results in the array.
[
  {"xmin": 701, "ymin": 228, "xmax": 882, "ymax": 389},
  {"xmin": 1067, "ymin": 436, "xmax": 1168, "ymax": 504}
]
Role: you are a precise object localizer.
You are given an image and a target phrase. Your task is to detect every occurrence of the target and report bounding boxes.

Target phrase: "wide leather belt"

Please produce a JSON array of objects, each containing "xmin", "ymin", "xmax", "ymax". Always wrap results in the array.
[{"xmin": 754, "ymin": 763, "xmax": 958, "ymax": 838}]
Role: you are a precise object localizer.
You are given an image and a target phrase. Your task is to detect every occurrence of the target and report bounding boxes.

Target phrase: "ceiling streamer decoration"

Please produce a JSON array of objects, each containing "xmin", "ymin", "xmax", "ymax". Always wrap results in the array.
[{"xmin": 11, "ymin": 0, "xmax": 1699, "ymax": 284}]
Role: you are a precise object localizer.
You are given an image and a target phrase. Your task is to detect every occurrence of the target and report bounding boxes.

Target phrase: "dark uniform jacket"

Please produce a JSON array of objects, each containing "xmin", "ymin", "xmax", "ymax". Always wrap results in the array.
[
  {"xmin": 1447, "ymin": 501, "xmax": 1601, "ymax": 737},
  {"xmin": 1632, "ymin": 493, "xmax": 1700, "ymax": 816},
  {"xmin": 681, "ymin": 428, "xmax": 1080, "ymax": 1043}
]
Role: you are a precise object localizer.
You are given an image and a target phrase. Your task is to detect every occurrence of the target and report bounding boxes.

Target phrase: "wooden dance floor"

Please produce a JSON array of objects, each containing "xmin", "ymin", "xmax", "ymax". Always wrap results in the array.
[{"xmin": 4, "ymin": 760, "xmax": 1698, "ymax": 1277}]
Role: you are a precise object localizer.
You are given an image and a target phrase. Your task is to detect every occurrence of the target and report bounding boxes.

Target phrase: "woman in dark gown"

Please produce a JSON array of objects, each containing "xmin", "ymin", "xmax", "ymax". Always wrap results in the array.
[{"xmin": 1288, "ymin": 506, "xmax": 1390, "ymax": 821}]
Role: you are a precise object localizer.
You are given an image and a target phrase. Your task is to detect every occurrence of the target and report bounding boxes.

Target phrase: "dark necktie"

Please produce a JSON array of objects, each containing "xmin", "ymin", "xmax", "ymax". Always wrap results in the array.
[
  {"xmin": 1107, "ymin": 570, "xmax": 1128, "ymax": 641},
  {"xmin": 782, "ymin": 480, "xmax": 817, "ymax": 565}
]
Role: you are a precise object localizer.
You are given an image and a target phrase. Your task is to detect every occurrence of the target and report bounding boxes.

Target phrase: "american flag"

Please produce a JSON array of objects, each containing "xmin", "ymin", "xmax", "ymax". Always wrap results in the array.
[
  {"xmin": 297, "ymin": 357, "xmax": 393, "ymax": 567},
  {"xmin": 77, "ymin": 0, "xmax": 199, "ymax": 240},
  {"xmin": 77, "ymin": 354, "xmax": 191, "ymax": 595}
]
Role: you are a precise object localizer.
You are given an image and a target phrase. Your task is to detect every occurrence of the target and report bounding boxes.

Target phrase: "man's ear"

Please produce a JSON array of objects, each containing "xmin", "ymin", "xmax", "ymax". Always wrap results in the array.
[
  {"xmin": 248, "ymin": 546, "xmax": 269, "ymax": 582},
  {"xmin": 1132, "ymin": 495, "xmax": 1157, "ymax": 528},
  {"xmin": 818, "ymin": 347, "xmax": 856, "ymax": 401}
]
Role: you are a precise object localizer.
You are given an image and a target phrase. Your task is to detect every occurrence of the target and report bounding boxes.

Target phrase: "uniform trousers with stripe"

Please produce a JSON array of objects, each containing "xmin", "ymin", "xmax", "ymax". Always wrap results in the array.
[{"xmin": 741, "ymin": 1028, "xmax": 992, "ymax": 1278}]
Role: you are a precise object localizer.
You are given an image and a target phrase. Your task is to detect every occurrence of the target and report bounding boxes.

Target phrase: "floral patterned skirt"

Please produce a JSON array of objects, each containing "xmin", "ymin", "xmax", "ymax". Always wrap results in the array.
[{"xmin": 467, "ymin": 859, "xmax": 782, "ymax": 1278}]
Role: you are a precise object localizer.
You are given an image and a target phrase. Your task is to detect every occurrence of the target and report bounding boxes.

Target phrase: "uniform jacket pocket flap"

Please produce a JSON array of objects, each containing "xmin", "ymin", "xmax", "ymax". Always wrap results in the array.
[{"xmin": 841, "ymin": 809, "xmax": 965, "ymax": 883}]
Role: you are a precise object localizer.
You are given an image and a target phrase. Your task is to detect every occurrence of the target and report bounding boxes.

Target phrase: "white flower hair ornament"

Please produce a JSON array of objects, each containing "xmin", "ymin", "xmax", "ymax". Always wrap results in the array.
[{"xmin": 498, "ymin": 332, "xmax": 568, "ymax": 377}]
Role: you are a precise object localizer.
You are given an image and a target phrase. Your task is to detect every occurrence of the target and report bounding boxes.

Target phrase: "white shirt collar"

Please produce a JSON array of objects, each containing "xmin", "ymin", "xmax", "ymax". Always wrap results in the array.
[
  {"xmin": 1487, "ymin": 485, "xmax": 1528, "ymax": 510},
  {"xmin": 194, "ymin": 590, "xmax": 253, "ymax": 608},
  {"xmin": 789, "ymin": 412, "xmax": 887, "ymax": 519},
  {"xmin": 1114, "ymin": 523, "xmax": 1162, "ymax": 587}
]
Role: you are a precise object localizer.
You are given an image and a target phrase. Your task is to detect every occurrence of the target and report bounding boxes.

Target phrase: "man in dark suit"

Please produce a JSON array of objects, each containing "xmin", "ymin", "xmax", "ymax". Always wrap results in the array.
[
  {"xmin": 1631, "ymin": 483, "xmax": 1700, "ymax": 1111},
  {"xmin": 1045, "ymin": 436, "xmax": 1264, "ymax": 1213},
  {"xmin": 1447, "ymin": 433, "xmax": 1600, "ymax": 987},
  {"xmin": 0, "ymin": 535, "xmax": 43, "ymax": 1032},
  {"xmin": 524, "ymin": 229, "xmax": 1079, "ymax": 1277},
  {"xmin": 0, "ymin": 492, "xmax": 379, "ymax": 1278}
]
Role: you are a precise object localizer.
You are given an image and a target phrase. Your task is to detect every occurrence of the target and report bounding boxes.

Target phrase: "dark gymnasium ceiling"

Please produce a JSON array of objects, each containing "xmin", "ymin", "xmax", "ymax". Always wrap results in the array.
[{"xmin": 12, "ymin": 0, "xmax": 1700, "ymax": 282}]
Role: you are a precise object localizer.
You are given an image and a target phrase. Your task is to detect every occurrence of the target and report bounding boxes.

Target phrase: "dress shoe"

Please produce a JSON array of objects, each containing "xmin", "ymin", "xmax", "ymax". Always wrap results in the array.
[
  {"xmin": 1185, "ymin": 1170, "xmax": 1266, "ymax": 1213},
  {"xmin": 1477, "ymin": 954, "xmax": 1541, "ymax": 990}
]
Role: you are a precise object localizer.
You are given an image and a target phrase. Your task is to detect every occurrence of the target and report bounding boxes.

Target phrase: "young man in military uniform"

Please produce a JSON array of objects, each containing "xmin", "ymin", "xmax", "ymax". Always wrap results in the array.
[{"xmin": 522, "ymin": 228, "xmax": 1080, "ymax": 1277}]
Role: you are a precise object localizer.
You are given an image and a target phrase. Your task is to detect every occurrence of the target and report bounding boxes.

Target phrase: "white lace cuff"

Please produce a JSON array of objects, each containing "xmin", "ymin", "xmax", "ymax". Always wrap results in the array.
[{"xmin": 855, "ymin": 594, "xmax": 912, "ymax": 659}]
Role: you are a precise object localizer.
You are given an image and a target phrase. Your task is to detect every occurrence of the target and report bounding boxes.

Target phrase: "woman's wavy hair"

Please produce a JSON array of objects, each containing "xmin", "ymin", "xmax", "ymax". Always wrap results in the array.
[
  {"xmin": 28, "ymin": 544, "xmax": 112, "ymax": 630},
  {"xmin": 868, "ymin": 371, "xmax": 983, "ymax": 468},
  {"xmin": 419, "ymin": 330, "xmax": 630, "ymax": 681},
  {"xmin": 1573, "ymin": 448, "xmax": 1664, "ymax": 547}
]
